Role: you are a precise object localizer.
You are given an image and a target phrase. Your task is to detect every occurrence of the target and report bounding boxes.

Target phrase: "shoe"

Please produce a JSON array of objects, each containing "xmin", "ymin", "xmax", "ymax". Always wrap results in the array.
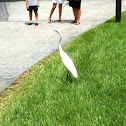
[
  {"xmin": 35, "ymin": 22, "xmax": 38, "ymax": 26},
  {"xmin": 28, "ymin": 21, "xmax": 33, "ymax": 25},
  {"xmin": 48, "ymin": 18, "xmax": 51, "ymax": 23},
  {"xmin": 75, "ymin": 21, "xmax": 80, "ymax": 25}
]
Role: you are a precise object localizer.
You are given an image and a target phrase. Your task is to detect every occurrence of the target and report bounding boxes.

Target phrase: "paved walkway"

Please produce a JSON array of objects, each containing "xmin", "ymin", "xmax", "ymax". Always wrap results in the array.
[
  {"xmin": 0, "ymin": 2, "xmax": 8, "ymax": 21},
  {"xmin": 0, "ymin": 0, "xmax": 126, "ymax": 93}
]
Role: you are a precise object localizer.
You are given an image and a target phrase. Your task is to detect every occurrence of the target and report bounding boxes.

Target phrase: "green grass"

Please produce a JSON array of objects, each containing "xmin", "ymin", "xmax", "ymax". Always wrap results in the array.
[{"xmin": 0, "ymin": 12, "xmax": 126, "ymax": 126}]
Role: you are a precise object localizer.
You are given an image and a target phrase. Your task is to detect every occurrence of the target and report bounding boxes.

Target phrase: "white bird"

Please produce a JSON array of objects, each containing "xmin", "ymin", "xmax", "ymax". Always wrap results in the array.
[{"xmin": 54, "ymin": 30, "xmax": 78, "ymax": 81}]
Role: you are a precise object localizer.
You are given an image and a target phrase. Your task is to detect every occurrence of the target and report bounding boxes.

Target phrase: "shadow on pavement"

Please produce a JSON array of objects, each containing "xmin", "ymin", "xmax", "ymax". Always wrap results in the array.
[
  {"xmin": 0, "ymin": 2, "xmax": 8, "ymax": 21},
  {"xmin": 0, "ymin": 0, "xmax": 24, "ymax": 2}
]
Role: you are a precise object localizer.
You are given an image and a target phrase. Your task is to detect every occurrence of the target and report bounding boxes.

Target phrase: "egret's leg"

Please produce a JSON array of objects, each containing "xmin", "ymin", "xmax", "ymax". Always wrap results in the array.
[
  {"xmin": 66, "ymin": 70, "xmax": 69, "ymax": 81},
  {"xmin": 66, "ymin": 71, "xmax": 72, "ymax": 82},
  {"xmin": 68, "ymin": 72, "xmax": 72, "ymax": 82}
]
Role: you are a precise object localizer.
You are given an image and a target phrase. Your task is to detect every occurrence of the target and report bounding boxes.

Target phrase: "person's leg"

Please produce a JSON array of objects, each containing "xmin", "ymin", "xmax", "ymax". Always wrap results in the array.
[
  {"xmin": 29, "ymin": 11, "xmax": 32, "ymax": 21},
  {"xmin": 74, "ymin": 8, "xmax": 81, "ymax": 24},
  {"xmin": 34, "ymin": 10, "xmax": 38, "ymax": 22},
  {"xmin": 59, "ymin": 4, "xmax": 63, "ymax": 22},
  {"xmin": 70, "ymin": 7, "xmax": 76, "ymax": 23},
  {"xmin": 78, "ymin": 9, "xmax": 81, "ymax": 22},
  {"xmin": 34, "ymin": 10, "xmax": 38, "ymax": 25},
  {"xmin": 73, "ymin": 8, "xmax": 76, "ymax": 21},
  {"xmin": 29, "ymin": 11, "xmax": 33, "ymax": 25},
  {"xmin": 48, "ymin": 3, "xmax": 57, "ymax": 23}
]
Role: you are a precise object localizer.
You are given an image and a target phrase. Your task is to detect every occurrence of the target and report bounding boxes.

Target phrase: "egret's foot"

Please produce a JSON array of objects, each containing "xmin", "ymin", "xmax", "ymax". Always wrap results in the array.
[{"xmin": 66, "ymin": 71, "xmax": 73, "ymax": 83}]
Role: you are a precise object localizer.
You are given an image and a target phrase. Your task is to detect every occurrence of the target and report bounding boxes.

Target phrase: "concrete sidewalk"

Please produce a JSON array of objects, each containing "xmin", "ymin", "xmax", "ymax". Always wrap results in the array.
[
  {"xmin": 0, "ymin": 2, "xmax": 8, "ymax": 21},
  {"xmin": 0, "ymin": 0, "xmax": 126, "ymax": 93}
]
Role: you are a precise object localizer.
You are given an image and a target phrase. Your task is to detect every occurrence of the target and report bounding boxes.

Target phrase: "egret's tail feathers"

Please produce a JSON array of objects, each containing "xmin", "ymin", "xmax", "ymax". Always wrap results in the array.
[
  {"xmin": 74, "ymin": 74, "xmax": 78, "ymax": 79},
  {"xmin": 73, "ymin": 72, "xmax": 78, "ymax": 79}
]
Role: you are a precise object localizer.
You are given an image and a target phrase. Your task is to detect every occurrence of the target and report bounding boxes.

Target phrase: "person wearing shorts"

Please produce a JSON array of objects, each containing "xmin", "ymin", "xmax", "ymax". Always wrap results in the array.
[
  {"xmin": 26, "ymin": 0, "xmax": 40, "ymax": 26},
  {"xmin": 69, "ymin": 0, "xmax": 81, "ymax": 25},
  {"xmin": 48, "ymin": 0, "xmax": 64, "ymax": 23}
]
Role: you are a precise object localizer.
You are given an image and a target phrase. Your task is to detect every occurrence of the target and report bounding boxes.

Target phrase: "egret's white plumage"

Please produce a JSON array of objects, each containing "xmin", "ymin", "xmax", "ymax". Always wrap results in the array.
[{"xmin": 54, "ymin": 30, "xmax": 78, "ymax": 79}]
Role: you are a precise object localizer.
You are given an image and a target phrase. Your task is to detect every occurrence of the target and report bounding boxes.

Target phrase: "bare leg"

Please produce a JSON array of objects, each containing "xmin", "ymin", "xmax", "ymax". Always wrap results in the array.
[
  {"xmin": 73, "ymin": 8, "xmax": 77, "ymax": 21},
  {"xmin": 74, "ymin": 8, "xmax": 81, "ymax": 24},
  {"xmin": 48, "ymin": 3, "xmax": 57, "ymax": 23},
  {"xmin": 70, "ymin": 8, "xmax": 77, "ymax": 23},
  {"xmin": 78, "ymin": 9, "xmax": 81, "ymax": 22},
  {"xmin": 29, "ymin": 11, "xmax": 32, "ymax": 21},
  {"xmin": 34, "ymin": 10, "xmax": 38, "ymax": 25},
  {"xmin": 34, "ymin": 11, "xmax": 38, "ymax": 22},
  {"xmin": 59, "ymin": 4, "xmax": 63, "ymax": 22},
  {"xmin": 28, "ymin": 11, "xmax": 33, "ymax": 25}
]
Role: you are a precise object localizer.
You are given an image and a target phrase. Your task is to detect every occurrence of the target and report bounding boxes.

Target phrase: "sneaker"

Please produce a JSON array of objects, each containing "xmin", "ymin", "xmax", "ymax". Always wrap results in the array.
[
  {"xmin": 28, "ymin": 21, "xmax": 33, "ymax": 25},
  {"xmin": 35, "ymin": 22, "xmax": 38, "ymax": 26}
]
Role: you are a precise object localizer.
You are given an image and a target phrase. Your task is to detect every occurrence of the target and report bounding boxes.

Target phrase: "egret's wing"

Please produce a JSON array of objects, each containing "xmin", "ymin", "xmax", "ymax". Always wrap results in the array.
[{"xmin": 60, "ymin": 51, "xmax": 78, "ymax": 78}]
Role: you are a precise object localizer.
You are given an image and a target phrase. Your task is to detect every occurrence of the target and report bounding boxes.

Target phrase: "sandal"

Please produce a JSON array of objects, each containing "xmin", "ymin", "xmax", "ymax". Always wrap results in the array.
[
  {"xmin": 75, "ymin": 21, "xmax": 80, "ymax": 25},
  {"xmin": 59, "ymin": 20, "xmax": 63, "ymax": 23},
  {"xmin": 48, "ymin": 18, "xmax": 51, "ymax": 23}
]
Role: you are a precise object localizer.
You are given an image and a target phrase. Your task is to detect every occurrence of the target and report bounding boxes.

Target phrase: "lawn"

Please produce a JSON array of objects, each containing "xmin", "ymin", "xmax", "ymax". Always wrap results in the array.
[{"xmin": 0, "ymin": 12, "xmax": 126, "ymax": 126}]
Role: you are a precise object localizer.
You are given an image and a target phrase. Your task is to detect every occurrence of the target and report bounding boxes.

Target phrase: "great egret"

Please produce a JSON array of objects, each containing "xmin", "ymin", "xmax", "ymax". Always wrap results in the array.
[{"xmin": 54, "ymin": 30, "xmax": 78, "ymax": 81}]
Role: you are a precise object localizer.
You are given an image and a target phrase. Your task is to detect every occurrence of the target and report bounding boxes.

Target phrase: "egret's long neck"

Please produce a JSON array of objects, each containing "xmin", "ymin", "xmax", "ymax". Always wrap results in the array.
[
  {"xmin": 59, "ymin": 33, "xmax": 62, "ymax": 45},
  {"xmin": 58, "ymin": 33, "xmax": 63, "ymax": 54},
  {"xmin": 59, "ymin": 44, "xmax": 63, "ymax": 53}
]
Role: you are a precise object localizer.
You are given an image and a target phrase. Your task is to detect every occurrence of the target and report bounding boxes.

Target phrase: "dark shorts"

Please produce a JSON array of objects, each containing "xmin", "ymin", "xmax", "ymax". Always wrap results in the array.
[
  {"xmin": 69, "ymin": 0, "xmax": 81, "ymax": 9},
  {"xmin": 27, "ymin": 6, "xmax": 38, "ymax": 11}
]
